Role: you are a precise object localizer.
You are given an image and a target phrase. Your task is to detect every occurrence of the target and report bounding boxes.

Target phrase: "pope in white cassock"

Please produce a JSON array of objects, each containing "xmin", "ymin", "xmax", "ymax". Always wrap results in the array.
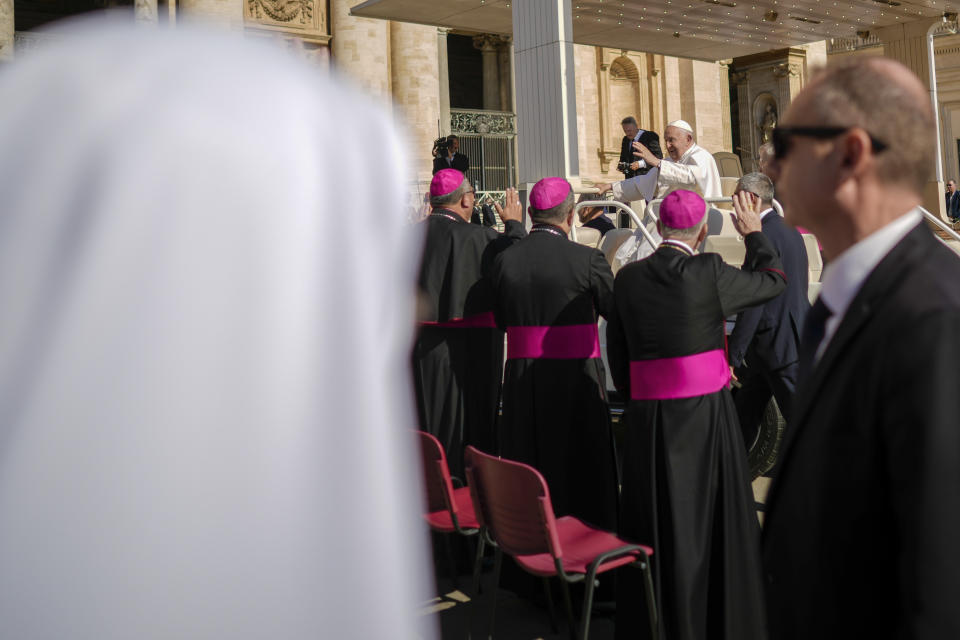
[{"xmin": 598, "ymin": 119, "xmax": 723, "ymax": 201}]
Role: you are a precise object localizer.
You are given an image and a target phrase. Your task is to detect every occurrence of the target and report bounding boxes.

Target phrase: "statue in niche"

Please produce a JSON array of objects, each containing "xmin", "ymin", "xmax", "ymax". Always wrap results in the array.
[{"xmin": 759, "ymin": 102, "xmax": 777, "ymax": 144}]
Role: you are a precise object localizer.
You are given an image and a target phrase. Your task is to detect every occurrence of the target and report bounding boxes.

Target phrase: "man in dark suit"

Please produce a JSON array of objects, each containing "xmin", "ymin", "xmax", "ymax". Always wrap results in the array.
[
  {"xmin": 728, "ymin": 172, "xmax": 809, "ymax": 450},
  {"xmin": 618, "ymin": 116, "xmax": 662, "ymax": 179},
  {"xmin": 762, "ymin": 57, "xmax": 960, "ymax": 640},
  {"xmin": 945, "ymin": 179, "xmax": 960, "ymax": 221},
  {"xmin": 431, "ymin": 134, "xmax": 469, "ymax": 175}
]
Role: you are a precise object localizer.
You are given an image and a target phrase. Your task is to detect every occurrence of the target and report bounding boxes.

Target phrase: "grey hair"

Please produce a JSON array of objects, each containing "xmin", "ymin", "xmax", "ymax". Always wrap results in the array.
[
  {"xmin": 530, "ymin": 190, "xmax": 575, "ymax": 225},
  {"xmin": 660, "ymin": 213, "xmax": 707, "ymax": 242},
  {"xmin": 736, "ymin": 172, "xmax": 775, "ymax": 206},
  {"xmin": 430, "ymin": 177, "xmax": 471, "ymax": 208},
  {"xmin": 621, "ymin": 116, "xmax": 637, "ymax": 126}
]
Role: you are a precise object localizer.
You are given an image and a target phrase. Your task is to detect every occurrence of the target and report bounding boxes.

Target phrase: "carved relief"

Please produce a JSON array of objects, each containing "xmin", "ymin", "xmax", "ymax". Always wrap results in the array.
[
  {"xmin": 472, "ymin": 34, "xmax": 503, "ymax": 52},
  {"xmin": 245, "ymin": 0, "xmax": 327, "ymax": 38},
  {"xmin": 134, "ymin": 0, "xmax": 158, "ymax": 23},
  {"xmin": 249, "ymin": 0, "xmax": 312, "ymax": 24},
  {"xmin": 450, "ymin": 110, "xmax": 516, "ymax": 136},
  {"xmin": 730, "ymin": 70, "xmax": 749, "ymax": 84},
  {"xmin": 772, "ymin": 63, "xmax": 800, "ymax": 78}
]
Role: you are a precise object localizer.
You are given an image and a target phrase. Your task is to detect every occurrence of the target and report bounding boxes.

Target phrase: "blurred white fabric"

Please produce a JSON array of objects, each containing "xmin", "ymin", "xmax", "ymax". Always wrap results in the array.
[{"xmin": 0, "ymin": 15, "xmax": 433, "ymax": 640}]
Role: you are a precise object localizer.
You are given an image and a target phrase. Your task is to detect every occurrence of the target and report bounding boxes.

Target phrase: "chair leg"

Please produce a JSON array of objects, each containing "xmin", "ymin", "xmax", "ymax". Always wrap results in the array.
[
  {"xmin": 640, "ymin": 561, "xmax": 659, "ymax": 640},
  {"xmin": 470, "ymin": 535, "xmax": 486, "ymax": 597},
  {"xmin": 542, "ymin": 578, "xmax": 559, "ymax": 634},
  {"xmin": 559, "ymin": 580, "xmax": 577, "ymax": 640},
  {"xmin": 579, "ymin": 575, "xmax": 599, "ymax": 640},
  {"xmin": 441, "ymin": 534, "xmax": 459, "ymax": 590},
  {"xmin": 487, "ymin": 547, "xmax": 503, "ymax": 640}
]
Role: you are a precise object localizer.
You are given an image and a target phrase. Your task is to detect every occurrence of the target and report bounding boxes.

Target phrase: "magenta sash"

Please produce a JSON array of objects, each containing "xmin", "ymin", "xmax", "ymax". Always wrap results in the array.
[
  {"xmin": 630, "ymin": 349, "xmax": 731, "ymax": 400},
  {"xmin": 421, "ymin": 312, "xmax": 496, "ymax": 329},
  {"xmin": 506, "ymin": 324, "xmax": 601, "ymax": 360}
]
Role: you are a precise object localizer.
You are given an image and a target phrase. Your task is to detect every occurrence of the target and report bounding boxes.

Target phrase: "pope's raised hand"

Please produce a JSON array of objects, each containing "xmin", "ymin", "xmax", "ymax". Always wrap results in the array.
[{"xmin": 631, "ymin": 141, "xmax": 658, "ymax": 165}]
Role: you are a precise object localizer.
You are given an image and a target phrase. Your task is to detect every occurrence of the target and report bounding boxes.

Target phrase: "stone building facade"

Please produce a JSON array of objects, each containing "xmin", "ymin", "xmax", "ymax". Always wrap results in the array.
[{"xmin": 2, "ymin": 0, "xmax": 958, "ymax": 203}]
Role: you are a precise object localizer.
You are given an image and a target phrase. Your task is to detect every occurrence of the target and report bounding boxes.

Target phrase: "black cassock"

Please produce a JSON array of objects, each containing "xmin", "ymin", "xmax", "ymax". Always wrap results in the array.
[
  {"xmin": 414, "ymin": 209, "xmax": 525, "ymax": 478},
  {"xmin": 606, "ymin": 234, "xmax": 786, "ymax": 640},
  {"xmin": 490, "ymin": 223, "xmax": 619, "ymax": 530}
]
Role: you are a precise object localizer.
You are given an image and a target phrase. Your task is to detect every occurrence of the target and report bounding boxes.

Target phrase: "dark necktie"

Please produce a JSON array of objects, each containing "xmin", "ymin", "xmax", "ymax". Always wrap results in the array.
[{"xmin": 798, "ymin": 297, "xmax": 833, "ymax": 381}]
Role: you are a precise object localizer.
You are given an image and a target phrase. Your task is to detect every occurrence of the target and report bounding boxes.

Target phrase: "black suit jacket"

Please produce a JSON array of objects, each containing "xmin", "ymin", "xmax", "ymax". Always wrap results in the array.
[
  {"xmin": 946, "ymin": 190, "xmax": 960, "ymax": 219},
  {"xmin": 728, "ymin": 212, "xmax": 810, "ymax": 370},
  {"xmin": 432, "ymin": 152, "xmax": 469, "ymax": 175},
  {"xmin": 762, "ymin": 222, "xmax": 960, "ymax": 640},
  {"xmin": 618, "ymin": 130, "xmax": 662, "ymax": 178}
]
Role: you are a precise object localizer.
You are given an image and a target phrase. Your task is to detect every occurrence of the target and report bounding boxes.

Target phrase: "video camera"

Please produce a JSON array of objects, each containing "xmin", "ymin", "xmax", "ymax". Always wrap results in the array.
[{"xmin": 433, "ymin": 136, "xmax": 452, "ymax": 156}]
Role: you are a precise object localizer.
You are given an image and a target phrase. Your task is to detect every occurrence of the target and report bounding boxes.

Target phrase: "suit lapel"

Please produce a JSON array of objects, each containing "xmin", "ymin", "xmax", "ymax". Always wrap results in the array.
[{"xmin": 773, "ymin": 223, "xmax": 931, "ymax": 482}]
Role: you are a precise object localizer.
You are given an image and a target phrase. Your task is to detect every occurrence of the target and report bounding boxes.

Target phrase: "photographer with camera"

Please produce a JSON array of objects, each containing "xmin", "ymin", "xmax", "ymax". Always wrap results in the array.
[
  {"xmin": 432, "ymin": 134, "xmax": 469, "ymax": 174},
  {"xmin": 618, "ymin": 116, "xmax": 661, "ymax": 178}
]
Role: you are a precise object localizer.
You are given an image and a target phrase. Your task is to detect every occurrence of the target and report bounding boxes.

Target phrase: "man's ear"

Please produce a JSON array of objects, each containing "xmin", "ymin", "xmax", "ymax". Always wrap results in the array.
[
  {"xmin": 839, "ymin": 128, "xmax": 871, "ymax": 175},
  {"xmin": 566, "ymin": 208, "xmax": 575, "ymax": 227},
  {"xmin": 696, "ymin": 223, "xmax": 708, "ymax": 246}
]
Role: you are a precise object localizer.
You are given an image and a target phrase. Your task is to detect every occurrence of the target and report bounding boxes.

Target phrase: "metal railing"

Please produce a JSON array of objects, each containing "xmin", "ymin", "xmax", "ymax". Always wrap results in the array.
[
  {"xmin": 572, "ymin": 200, "xmax": 658, "ymax": 248},
  {"xmin": 921, "ymin": 206, "xmax": 960, "ymax": 243},
  {"xmin": 452, "ymin": 109, "xmax": 518, "ymax": 194},
  {"xmin": 643, "ymin": 196, "xmax": 784, "ymax": 221}
]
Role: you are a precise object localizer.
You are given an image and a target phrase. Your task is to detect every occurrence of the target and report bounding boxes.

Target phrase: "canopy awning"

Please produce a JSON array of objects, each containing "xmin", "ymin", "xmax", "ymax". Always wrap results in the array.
[{"xmin": 351, "ymin": 0, "xmax": 948, "ymax": 61}]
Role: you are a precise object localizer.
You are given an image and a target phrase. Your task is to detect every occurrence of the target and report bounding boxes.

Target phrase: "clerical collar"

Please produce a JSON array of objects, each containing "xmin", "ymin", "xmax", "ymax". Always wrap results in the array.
[
  {"xmin": 760, "ymin": 207, "xmax": 774, "ymax": 221},
  {"xmin": 431, "ymin": 209, "xmax": 464, "ymax": 224},
  {"xmin": 660, "ymin": 238, "xmax": 696, "ymax": 256},
  {"xmin": 531, "ymin": 223, "xmax": 567, "ymax": 238}
]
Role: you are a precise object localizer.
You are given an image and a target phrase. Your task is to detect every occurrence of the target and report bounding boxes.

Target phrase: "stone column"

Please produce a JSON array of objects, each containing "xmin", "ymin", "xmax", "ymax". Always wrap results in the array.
[
  {"xmin": 731, "ymin": 70, "xmax": 753, "ymax": 171},
  {"xmin": 878, "ymin": 17, "xmax": 946, "ymax": 216},
  {"xmin": 513, "ymin": 0, "xmax": 579, "ymax": 187},
  {"xmin": 773, "ymin": 62, "xmax": 800, "ymax": 120},
  {"xmin": 437, "ymin": 28, "xmax": 451, "ymax": 135},
  {"xmin": 135, "ymin": 0, "xmax": 159, "ymax": 23},
  {"xmin": 329, "ymin": 0, "xmax": 390, "ymax": 101},
  {"xmin": 719, "ymin": 62, "xmax": 733, "ymax": 152},
  {"xmin": 473, "ymin": 34, "xmax": 501, "ymax": 111},
  {"xmin": 498, "ymin": 36, "xmax": 512, "ymax": 112},
  {"xmin": 390, "ymin": 21, "xmax": 441, "ymax": 184},
  {"xmin": 597, "ymin": 55, "xmax": 611, "ymax": 148},
  {"xmin": 649, "ymin": 56, "xmax": 665, "ymax": 134},
  {"xmin": 0, "ymin": 0, "xmax": 13, "ymax": 63}
]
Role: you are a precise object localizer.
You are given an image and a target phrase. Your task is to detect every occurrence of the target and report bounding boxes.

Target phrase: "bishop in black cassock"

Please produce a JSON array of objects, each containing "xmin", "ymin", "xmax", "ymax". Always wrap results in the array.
[
  {"xmin": 490, "ymin": 177, "xmax": 619, "ymax": 530},
  {"xmin": 607, "ymin": 190, "xmax": 786, "ymax": 640},
  {"xmin": 414, "ymin": 170, "xmax": 525, "ymax": 478}
]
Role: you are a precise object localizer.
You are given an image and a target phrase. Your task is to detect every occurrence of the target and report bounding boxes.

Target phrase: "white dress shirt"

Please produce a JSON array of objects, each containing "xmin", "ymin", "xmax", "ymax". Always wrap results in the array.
[{"xmin": 816, "ymin": 208, "xmax": 923, "ymax": 359}]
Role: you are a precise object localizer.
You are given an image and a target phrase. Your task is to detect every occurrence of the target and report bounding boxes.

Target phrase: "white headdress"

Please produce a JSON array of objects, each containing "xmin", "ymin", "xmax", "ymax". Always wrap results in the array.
[
  {"xmin": 667, "ymin": 119, "xmax": 695, "ymax": 135},
  {"xmin": 0, "ymin": 16, "xmax": 433, "ymax": 640}
]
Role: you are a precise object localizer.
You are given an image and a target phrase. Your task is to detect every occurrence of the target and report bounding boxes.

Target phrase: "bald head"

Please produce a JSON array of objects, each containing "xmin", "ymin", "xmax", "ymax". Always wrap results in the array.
[{"xmin": 798, "ymin": 57, "xmax": 933, "ymax": 193}]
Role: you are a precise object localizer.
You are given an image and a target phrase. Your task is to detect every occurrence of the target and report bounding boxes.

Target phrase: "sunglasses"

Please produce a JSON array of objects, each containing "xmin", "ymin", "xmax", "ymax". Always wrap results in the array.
[{"xmin": 772, "ymin": 126, "xmax": 888, "ymax": 160}]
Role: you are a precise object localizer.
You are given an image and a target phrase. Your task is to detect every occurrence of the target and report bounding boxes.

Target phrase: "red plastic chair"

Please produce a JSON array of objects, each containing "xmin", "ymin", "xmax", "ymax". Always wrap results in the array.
[
  {"xmin": 416, "ymin": 430, "xmax": 486, "ymax": 594},
  {"xmin": 464, "ymin": 445, "xmax": 658, "ymax": 640}
]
